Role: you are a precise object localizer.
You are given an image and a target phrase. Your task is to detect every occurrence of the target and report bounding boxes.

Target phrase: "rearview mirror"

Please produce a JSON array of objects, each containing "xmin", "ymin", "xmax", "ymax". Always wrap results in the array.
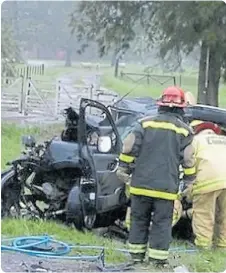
[
  {"xmin": 97, "ymin": 136, "xmax": 112, "ymax": 153},
  {"xmin": 21, "ymin": 135, "xmax": 36, "ymax": 148}
]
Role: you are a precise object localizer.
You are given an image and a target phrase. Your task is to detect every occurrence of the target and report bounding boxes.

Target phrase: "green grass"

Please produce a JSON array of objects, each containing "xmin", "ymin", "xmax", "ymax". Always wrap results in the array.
[
  {"xmin": 1, "ymin": 122, "xmax": 126, "ymax": 263},
  {"xmin": 1, "ymin": 219, "xmax": 126, "ymax": 263},
  {"xmin": 1, "ymin": 123, "xmax": 62, "ymax": 170},
  {"xmin": 9, "ymin": 62, "xmax": 226, "ymax": 108},
  {"xmin": 14, "ymin": 62, "xmax": 77, "ymax": 82},
  {"xmin": 102, "ymin": 66, "xmax": 226, "ymax": 108},
  {"xmin": 100, "ymin": 66, "xmax": 226, "ymax": 271},
  {"xmin": 1, "ymin": 123, "xmax": 226, "ymax": 271},
  {"xmin": 2, "ymin": 62, "xmax": 226, "ymax": 271},
  {"xmin": 11, "ymin": 62, "xmax": 84, "ymax": 93},
  {"xmin": 1, "ymin": 219, "xmax": 225, "ymax": 272},
  {"xmin": 178, "ymin": 249, "xmax": 226, "ymax": 272}
]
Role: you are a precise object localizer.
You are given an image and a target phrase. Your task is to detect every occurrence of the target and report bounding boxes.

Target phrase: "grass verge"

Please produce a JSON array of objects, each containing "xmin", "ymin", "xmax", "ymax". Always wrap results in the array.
[
  {"xmin": 12, "ymin": 63, "xmax": 81, "ymax": 93},
  {"xmin": 1, "ymin": 122, "xmax": 126, "ymax": 263},
  {"xmin": 1, "ymin": 123, "xmax": 63, "ymax": 169},
  {"xmin": 1, "ymin": 219, "xmax": 125, "ymax": 263},
  {"xmin": 102, "ymin": 66, "xmax": 226, "ymax": 108},
  {"xmin": 1, "ymin": 123, "xmax": 226, "ymax": 272},
  {"xmin": 1, "ymin": 219, "xmax": 225, "ymax": 271}
]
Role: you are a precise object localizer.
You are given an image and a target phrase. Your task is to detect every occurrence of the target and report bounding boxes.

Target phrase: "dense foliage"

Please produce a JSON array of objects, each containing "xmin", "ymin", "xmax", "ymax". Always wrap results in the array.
[{"xmin": 70, "ymin": 1, "xmax": 226, "ymax": 106}]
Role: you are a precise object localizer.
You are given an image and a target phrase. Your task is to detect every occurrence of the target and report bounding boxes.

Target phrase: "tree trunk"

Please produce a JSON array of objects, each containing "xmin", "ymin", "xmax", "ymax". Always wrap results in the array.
[
  {"xmin": 65, "ymin": 47, "xmax": 72, "ymax": 67},
  {"xmin": 111, "ymin": 55, "xmax": 115, "ymax": 67},
  {"xmin": 114, "ymin": 49, "xmax": 124, "ymax": 77},
  {"xmin": 114, "ymin": 57, "xmax": 119, "ymax": 77},
  {"xmin": 111, "ymin": 50, "xmax": 117, "ymax": 67},
  {"xmin": 197, "ymin": 41, "xmax": 208, "ymax": 104},
  {"xmin": 65, "ymin": 35, "xmax": 73, "ymax": 67},
  {"xmin": 197, "ymin": 41, "xmax": 222, "ymax": 107},
  {"xmin": 206, "ymin": 43, "xmax": 221, "ymax": 106}
]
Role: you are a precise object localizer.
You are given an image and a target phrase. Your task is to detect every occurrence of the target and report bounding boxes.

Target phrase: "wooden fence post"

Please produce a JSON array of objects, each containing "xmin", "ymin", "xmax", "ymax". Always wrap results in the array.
[
  {"xmin": 147, "ymin": 74, "xmax": 150, "ymax": 85},
  {"xmin": 41, "ymin": 64, "xmax": 45, "ymax": 75},
  {"xmin": 19, "ymin": 76, "xmax": 24, "ymax": 113},
  {"xmin": 55, "ymin": 80, "xmax": 60, "ymax": 117},
  {"xmin": 23, "ymin": 77, "xmax": 28, "ymax": 115},
  {"xmin": 26, "ymin": 66, "xmax": 29, "ymax": 79}
]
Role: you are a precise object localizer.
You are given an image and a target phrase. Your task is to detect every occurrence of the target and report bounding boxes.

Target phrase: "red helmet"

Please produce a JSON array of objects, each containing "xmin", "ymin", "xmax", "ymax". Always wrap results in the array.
[
  {"xmin": 157, "ymin": 86, "xmax": 187, "ymax": 108},
  {"xmin": 191, "ymin": 121, "xmax": 222, "ymax": 135}
]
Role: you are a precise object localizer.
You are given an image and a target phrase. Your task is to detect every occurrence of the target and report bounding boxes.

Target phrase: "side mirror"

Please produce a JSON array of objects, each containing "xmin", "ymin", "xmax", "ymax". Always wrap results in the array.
[
  {"xmin": 21, "ymin": 135, "xmax": 36, "ymax": 148},
  {"xmin": 97, "ymin": 136, "xmax": 112, "ymax": 153}
]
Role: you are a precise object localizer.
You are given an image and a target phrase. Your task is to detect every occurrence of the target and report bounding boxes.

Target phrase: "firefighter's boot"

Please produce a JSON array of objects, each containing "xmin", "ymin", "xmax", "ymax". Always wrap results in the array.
[
  {"xmin": 149, "ymin": 258, "xmax": 172, "ymax": 271},
  {"xmin": 130, "ymin": 253, "xmax": 145, "ymax": 267}
]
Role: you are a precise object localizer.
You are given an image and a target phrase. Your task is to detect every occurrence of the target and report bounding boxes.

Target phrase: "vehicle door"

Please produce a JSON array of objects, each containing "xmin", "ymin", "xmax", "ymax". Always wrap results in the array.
[{"xmin": 78, "ymin": 98, "xmax": 122, "ymax": 227}]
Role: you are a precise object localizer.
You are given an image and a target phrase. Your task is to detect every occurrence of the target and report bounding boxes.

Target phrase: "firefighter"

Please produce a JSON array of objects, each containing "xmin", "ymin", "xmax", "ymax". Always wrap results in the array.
[
  {"xmin": 186, "ymin": 120, "xmax": 226, "ymax": 249},
  {"xmin": 116, "ymin": 86, "xmax": 196, "ymax": 268},
  {"xmin": 118, "ymin": 164, "xmax": 183, "ymax": 230},
  {"xmin": 185, "ymin": 91, "xmax": 197, "ymax": 105}
]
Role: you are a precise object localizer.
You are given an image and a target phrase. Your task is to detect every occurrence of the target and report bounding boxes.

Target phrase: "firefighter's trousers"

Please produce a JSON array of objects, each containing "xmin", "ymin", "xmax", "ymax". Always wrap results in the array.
[
  {"xmin": 128, "ymin": 194, "xmax": 174, "ymax": 262},
  {"xmin": 125, "ymin": 200, "xmax": 182, "ymax": 230},
  {"xmin": 192, "ymin": 189, "xmax": 226, "ymax": 248}
]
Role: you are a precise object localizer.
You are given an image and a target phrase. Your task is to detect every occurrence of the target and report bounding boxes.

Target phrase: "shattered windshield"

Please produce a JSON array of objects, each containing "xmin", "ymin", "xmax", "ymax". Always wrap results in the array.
[
  {"xmin": 120, "ymin": 122, "xmax": 138, "ymax": 140},
  {"xmin": 114, "ymin": 114, "xmax": 140, "ymax": 140}
]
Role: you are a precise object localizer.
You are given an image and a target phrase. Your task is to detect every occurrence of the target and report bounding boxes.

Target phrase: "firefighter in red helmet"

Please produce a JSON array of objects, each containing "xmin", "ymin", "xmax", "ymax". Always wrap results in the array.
[
  {"xmin": 116, "ymin": 86, "xmax": 196, "ymax": 268},
  {"xmin": 157, "ymin": 86, "xmax": 187, "ymax": 108}
]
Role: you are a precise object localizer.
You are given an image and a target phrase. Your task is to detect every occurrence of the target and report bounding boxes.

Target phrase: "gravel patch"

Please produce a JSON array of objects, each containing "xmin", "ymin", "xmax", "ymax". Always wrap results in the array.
[
  {"xmin": 1, "ymin": 252, "xmax": 102, "ymax": 272},
  {"xmin": 2, "ymin": 69, "xmax": 118, "ymax": 126}
]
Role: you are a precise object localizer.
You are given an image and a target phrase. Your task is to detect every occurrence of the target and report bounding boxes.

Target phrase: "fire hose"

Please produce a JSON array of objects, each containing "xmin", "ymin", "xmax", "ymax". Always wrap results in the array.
[{"xmin": 1, "ymin": 235, "xmax": 198, "ymax": 272}]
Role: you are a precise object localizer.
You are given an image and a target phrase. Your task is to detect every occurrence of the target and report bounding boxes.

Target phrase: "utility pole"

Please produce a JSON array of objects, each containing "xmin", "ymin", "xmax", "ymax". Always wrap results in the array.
[{"xmin": 203, "ymin": 46, "xmax": 210, "ymax": 104}]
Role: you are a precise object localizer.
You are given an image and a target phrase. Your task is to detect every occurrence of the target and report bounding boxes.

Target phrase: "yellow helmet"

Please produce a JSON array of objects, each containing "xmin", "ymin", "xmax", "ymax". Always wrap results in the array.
[
  {"xmin": 190, "ymin": 120, "xmax": 221, "ymax": 135},
  {"xmin": 190, "ymin": 120, "xmax": 204, "ymax": 127},
  {"xmin": 185, "ymin": 92, "xmax": 197, "ymax": 105}
]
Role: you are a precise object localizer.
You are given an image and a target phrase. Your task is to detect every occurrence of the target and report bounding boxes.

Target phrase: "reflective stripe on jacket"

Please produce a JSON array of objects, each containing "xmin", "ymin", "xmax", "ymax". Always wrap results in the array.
[
  {"xmin": 118, "ymin": 111, "xmax": 195, "ymax": 200},
  {"xmin": 125, "ymin": 199, "xmax": 182, "ymax": 230},
  {"xmin": 192, "ymin": 134, "xmax": 226, "ymax": 195}
]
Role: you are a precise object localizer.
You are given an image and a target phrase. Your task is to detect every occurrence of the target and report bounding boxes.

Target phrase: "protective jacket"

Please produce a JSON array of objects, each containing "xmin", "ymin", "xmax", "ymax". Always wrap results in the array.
[
  {"xmin": 118, "ymin": 111, "xmax": 196, "ymax": 201},
  {"xmin": 191, "ymin": 133, "xmax": 226, "ymax": 195}
]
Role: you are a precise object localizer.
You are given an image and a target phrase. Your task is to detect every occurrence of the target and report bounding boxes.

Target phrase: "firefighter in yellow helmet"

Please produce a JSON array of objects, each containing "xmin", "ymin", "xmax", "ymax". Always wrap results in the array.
[
  {"xmin": 116, "ymin": 86, "xmax": 196, "ymax": 268},
  {"xmin": 187, "ymin": 120, "xmax": 226, "ymax": 249},
  {"xmin": 185, "ymin": 92, "xmax": 197, "ymax": 105}
]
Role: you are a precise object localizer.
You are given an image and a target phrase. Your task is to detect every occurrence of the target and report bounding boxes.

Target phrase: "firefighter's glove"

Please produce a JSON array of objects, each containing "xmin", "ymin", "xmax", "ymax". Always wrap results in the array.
[
  {"xmin": 116, "ymin": 166, "xmax": 131, "ymax": 185},
  {"xmin": 181, "ymin": 184, "xmax": 193, "ymax": 203},
  {"xmin": 182, "ymin": 208, "xmax": 193, "ymax": 220}
]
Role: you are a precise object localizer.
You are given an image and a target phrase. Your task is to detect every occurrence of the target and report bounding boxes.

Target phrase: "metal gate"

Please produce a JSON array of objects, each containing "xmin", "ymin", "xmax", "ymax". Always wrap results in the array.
[
  {"xmin": 1, "ymin": 76, "xmax": 24, "ymax": 113},
  {"xmin": 1, "ymin": 72, "xmax": 120, "ymax": 120},
  {"xmin": 23, "ymin": 79, "xmax": 56, "ymax": 116},
  {"xmin": 56, "ymin": 80, "xmax": 119, "ymax": 117},
  {"xmin": 56, "ymin": 80, "xmax": 93, "ymax": 116}
]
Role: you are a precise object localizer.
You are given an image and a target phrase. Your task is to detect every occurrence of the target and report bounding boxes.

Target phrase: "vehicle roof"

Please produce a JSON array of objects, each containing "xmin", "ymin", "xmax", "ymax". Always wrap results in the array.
[
  {"xmin": 185, "ymin": 104, "xmax": 226, "ymax": 126},
  {"xmin": 114, "ymin": 97, "xmax": 226, "ymax": 127}
]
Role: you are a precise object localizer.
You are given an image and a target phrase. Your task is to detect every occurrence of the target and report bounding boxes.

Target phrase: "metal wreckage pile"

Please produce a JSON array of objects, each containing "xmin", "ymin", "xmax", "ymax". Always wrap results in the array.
[{"xmin": 1, "ymin": 87, "xmax": 226, "ymax": 256}]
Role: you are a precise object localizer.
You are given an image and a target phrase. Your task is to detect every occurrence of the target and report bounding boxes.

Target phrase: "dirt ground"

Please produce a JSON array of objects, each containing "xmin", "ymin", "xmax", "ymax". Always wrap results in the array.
[
  {"xmin": 1, "ymin": 252, "xmax": 103, "ymax": 272},
  {"xmin": 1, "ymin": 68, "xmax": 118, "ymax": 126}
]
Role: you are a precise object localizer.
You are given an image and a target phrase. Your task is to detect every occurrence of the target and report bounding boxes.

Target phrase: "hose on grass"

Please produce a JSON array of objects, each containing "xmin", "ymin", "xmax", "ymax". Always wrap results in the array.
[{"xmin": 1, "ymin": 235, "xmax": 198, "ymax": 272}]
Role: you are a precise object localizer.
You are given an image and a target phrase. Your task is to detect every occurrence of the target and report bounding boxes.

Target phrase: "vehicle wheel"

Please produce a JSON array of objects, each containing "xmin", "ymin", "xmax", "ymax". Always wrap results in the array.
[
  {"xmin": 66, "ymin": 186, "xmax": 84, "ymax": 231},
  {"xmin": 1, "ymin": 169, "xmax": 21, "ymax": 218}
]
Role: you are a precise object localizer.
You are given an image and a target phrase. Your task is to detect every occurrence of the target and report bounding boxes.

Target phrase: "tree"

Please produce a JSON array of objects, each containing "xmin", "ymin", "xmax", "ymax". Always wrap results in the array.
[
  {"xmin": 147, "ymin": 2, "xmax": 226, "ymax": 106},
  {"xmin": 1, "ymin": 19, "xmax": 19, "ymax": 76},
  {"xmin": 70, "ymin": 1, "xmax": 226, "ymax": 106},
  {"xmin": 70, "ymin": 1, "xmax": 141, "ymax": 76},
  {"xmin": 1, "ymin": 1, "xmax": 78, "ymax": 66}
]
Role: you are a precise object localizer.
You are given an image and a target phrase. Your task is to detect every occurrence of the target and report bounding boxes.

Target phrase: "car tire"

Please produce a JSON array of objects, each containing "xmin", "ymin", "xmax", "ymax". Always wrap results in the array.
[{"xmin": 66, "ymin": 186, "xmax": 84, "ymax": 231}]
